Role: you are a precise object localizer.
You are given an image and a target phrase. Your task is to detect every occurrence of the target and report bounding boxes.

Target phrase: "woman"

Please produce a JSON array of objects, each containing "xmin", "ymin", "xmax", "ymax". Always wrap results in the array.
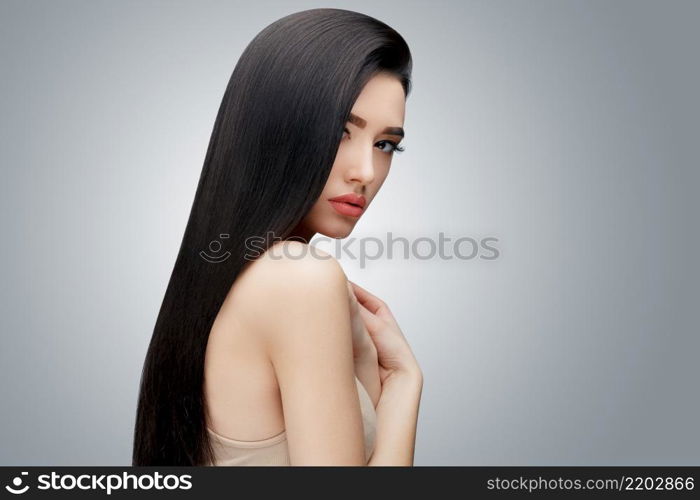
[{"xmin": 132, "ymin": 7, "xmax": 422, "ymax": 466}]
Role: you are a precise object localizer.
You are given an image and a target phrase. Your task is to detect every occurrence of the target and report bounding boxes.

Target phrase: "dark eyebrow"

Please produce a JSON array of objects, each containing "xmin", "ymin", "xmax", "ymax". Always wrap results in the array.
[{"xmin": 348, "ymin": 112, "xmax": 404, "ymax": 138}]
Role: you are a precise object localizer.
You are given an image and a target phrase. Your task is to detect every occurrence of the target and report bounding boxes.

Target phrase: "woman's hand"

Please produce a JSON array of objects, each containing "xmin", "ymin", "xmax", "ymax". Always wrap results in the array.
[{"xmin": 347, "ymin": 280, "xmax": 422, "ymax": 385}]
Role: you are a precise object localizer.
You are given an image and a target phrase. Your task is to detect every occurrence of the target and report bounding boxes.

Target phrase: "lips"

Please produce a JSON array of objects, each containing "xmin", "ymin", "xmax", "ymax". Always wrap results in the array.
[
  {"xmin": 328, "ymin": 193, "xmax": 366, "ymax": 218},
  {"xmin": 328, "ymin": 193, "xmax": 366, "ymax": 208}
]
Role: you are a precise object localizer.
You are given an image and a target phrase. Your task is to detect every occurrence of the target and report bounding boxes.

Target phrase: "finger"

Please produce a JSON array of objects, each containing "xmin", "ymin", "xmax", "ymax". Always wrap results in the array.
[
  {"xmin": 357, "ymin": 301, "xmax": 384, "ymax": 334},
  {"xmin": 346, "ymin": 280, "xmax": 360, "ymax": 304},
  {"xmin": 345, "ymin": 280, "xmax": 355, "ymax": 300},
  {"xmin": 348, "ymin": 280, "xmax": 385, "ymax": 315},
  {"xmin": 349, "ymin": 280, "xmax": 396, "ymax": 323}
]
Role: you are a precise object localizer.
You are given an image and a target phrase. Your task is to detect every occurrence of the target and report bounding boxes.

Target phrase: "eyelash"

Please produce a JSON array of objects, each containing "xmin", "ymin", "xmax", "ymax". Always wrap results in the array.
[{"xmin": 343, "ymin": 127, "xmax": 405, "ymax": 154}]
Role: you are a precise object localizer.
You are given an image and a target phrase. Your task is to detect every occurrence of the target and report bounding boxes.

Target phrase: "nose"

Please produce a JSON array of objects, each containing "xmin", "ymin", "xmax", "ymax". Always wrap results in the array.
[{"xmin": 346, "ymin": 148, "xmax": 375, "ymax": 186}]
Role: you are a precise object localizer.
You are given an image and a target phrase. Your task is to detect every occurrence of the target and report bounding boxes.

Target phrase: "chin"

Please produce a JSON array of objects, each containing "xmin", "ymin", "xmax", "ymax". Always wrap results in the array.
[{"xmin": 316, "ymin": 218, "xmax": 356, "ymax": 239}]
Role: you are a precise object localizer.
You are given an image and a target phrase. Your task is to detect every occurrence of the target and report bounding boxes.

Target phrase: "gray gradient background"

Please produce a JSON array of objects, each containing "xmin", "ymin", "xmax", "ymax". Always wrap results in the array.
[{"xmin": 1, "ymin": 0, "xmax": 698, "ymax": 465}]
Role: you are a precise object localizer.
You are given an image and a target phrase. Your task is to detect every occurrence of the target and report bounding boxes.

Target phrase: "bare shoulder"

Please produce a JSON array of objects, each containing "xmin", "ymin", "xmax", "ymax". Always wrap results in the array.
[
  {"xmin": 248, "ymin": 239, "xmax": 345, "ymax": 284},
  {"xmin": 230, "ymin": 240, "xmax": 349, "ymax": 337},
  {"xmin": 236, "ymin": 240, "xmax": 347, "ymax": 316}
]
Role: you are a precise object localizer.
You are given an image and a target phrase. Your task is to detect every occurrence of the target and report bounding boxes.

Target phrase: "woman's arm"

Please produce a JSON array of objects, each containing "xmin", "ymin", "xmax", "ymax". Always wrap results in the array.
[
  {"xmin": 353, "ymin": 328, "xmax": 423, "ymax": 465},
  {"xmin": 368, "ymin": 368, "xmax": 423, "ymax": 465},
  {"xmin": 347, "ymin": 279, "xmax": 424, "ymax": 465}
]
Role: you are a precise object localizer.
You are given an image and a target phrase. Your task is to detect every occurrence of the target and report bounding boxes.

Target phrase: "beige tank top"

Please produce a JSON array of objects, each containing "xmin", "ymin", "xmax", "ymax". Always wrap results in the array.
[{"xmin": 206, "ymin": 375, "xmax": 377, "ymax": 465}]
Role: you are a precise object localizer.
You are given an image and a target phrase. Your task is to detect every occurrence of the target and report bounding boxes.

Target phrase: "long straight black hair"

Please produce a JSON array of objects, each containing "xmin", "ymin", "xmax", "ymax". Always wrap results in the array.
[{"xmin": 132, "ymin": 7, "xmax": 412, "ymax": 466}]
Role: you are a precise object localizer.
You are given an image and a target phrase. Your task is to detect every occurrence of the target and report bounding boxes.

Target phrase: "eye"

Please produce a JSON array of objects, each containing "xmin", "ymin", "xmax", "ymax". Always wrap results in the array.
[
  {"xmin": 343, "ymin": 128, "xmax": 405, "ymax": 155},
  {"xmin": 376, "ymin": 140, "xmax": 405, "ymax": 154}
]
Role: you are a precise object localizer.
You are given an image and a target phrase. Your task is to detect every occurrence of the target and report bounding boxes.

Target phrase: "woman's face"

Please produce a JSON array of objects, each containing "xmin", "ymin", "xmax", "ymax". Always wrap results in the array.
[{"xmin": 289, "ymin": 71, "xmax": 406, "ymax": 241}]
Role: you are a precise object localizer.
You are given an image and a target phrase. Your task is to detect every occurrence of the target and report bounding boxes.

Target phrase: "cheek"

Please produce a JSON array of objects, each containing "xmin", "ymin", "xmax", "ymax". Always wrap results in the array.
[
  {"xmin": 373, "ymin": 167, "xmax": 391, "ymax": 193},
  {"xmin": 375, "ymin": 160, "xmax": 391, "ymax": 181},
  {"xmin": 308, "ymin": 191, "xmax": 335, "ymax": 223}
]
